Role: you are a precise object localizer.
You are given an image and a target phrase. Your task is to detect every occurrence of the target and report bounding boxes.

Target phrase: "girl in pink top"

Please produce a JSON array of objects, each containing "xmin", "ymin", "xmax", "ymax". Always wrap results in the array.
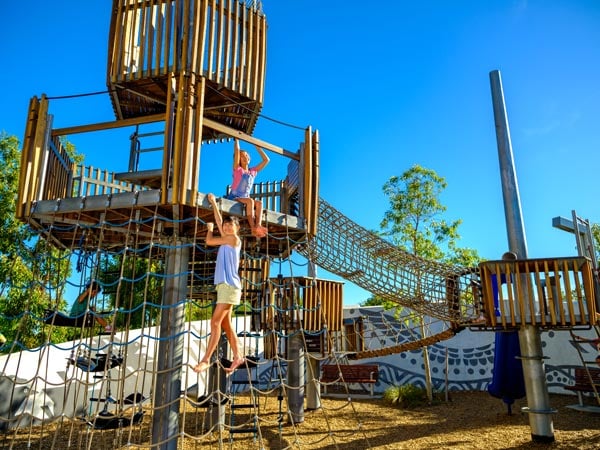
[{"xmin": 226, "ymin": 138, "xmax": 270, "ymax": 237}]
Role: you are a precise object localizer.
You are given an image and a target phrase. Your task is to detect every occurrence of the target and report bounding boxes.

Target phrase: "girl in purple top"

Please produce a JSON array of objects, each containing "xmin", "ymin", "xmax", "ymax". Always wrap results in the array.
[
  {"xmin": 194, "ymin": 193, "xmax": 245, "ymax": 374},
  {"xmin": 227, "ymin": 138, "xmax": 270, "ymax": 237}
]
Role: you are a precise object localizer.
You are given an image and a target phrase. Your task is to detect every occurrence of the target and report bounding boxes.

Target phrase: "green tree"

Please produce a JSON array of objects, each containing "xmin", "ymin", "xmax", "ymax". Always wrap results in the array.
[
  {"xmin": 98, "ymin": 254, "xmax": 164, "ymax": 330},
  {"xmin": 379, "ymin": 164, "xmax": 479, "ymax": 266},
  {"xmin": 362, "ymin": 164, "xmax": 481, "ymax": 401},
  {"xmin": 361, "ymin": 165, "xmax": 480, "ymax": 307},
  {"xmin": 0, "ymin": 133, "xmax": 73, "ymax": 350},
  {"xmin": 592, "ymin": 223, "xmax": 600, "ymax": 262}
]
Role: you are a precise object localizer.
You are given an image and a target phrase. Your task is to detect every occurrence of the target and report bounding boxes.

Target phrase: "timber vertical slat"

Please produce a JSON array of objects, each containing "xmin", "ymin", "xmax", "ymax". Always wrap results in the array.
[
  {"xmin": 153, "ymin": 0, "xmax": 164, "ymax": 77},
  {"xmin": 256, "ymin": 12, "xmax": 266, "ymax": 103},
  {"xmin": 240, "ymin": 5, "xmax": 249, "ymax": 96},
  {"xmin": 244, "ymin": 5, "xmax": 254, "ymax": 98},
  {"xmin": 163, "ymin": 0, "xmax": 173, "ymax": 73},
  {"xmin": 310, "ymin": 129, "xmax": 320, "ymax": 237},
  {"xmin": 136, "ymin": 0, "xmax": 148, "ymax": 80},
  {"xmin": 250, "ymin": 7, "xmax": 261, "ymax": 100},
  {"xmin": 207, "ymin": 0, "xmax": 216, "ymax": 77},
  {"xmin": 222, "ymin": 0, "xmax": 232, "ymax": 88},
  {"xmin": 189, "ymin": 0, "xmax": 200, "ymax": 75},
  {"xmin": 161, "ymin": 72, "xmax": 175, "ymax": 204},
  {"xmin": 189, "ymin": 76, "xmax": 205, "ymax": 206},
  {"xmin": 17, "ymin": 97, "xmax": 40, "ymax": 218},
  {"xmin": 197, "ymin": 0, "xmax": 209, "ymax": 77},
  {"xmin": 170, "ymin": 71, "xmax": 186, "ymax": 204},
  {"xmin": 231, "ymin": 0, "xmax": 240, "ymax": 90},
  {"xmin": 215, "ymin": 0, "xmax": 225, "ymax": 84}
]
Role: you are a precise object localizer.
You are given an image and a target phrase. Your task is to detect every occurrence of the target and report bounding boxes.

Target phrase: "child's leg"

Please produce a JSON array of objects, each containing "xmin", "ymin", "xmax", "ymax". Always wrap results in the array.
[
  {"xmin": 194, "ymin": 303, "xmax": 229, "ymax": 372},
  {"xmin": 237, "ymin": 197, "xmax": 256, "ymax": 230},
  {"xmin": 221, "ymin": 308, "xmax": 244, "ymax": 371},
  {"xmin": 254, "ymin": 200, "xmax": 267, "ymax": 237}
]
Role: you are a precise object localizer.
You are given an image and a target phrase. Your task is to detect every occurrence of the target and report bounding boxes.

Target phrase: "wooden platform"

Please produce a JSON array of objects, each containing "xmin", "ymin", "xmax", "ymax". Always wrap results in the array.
[{"xmin": 27, "ymin": 189, "xmax": 306, "ymax": 258}]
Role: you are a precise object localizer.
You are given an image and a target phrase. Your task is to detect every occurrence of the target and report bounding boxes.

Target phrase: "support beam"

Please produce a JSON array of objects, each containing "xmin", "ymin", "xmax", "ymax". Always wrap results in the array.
[
  {"xmin": 552, "ymin": 216, "xmax": 589, "ymax": 234},
  {"xmin": 52, "ymin": 113, "xmax": 165, "ymax": 137},
  {"xmin": 151, "ymin": 243, "xmax": 189, "ymax": 450},
  {"xmin": 203, "ymin": 118, "xmax": 300, "ymax": 160}
]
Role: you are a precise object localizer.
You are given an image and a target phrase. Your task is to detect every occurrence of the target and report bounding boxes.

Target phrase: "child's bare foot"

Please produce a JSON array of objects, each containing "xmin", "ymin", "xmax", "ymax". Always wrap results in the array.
[
  {"xmin": 193, "ymin": 361, "xmax": 210, "ymax": 373},
  {"xmin": 224, "ymin": 357, "xmax": 245, "ymax": 374}
]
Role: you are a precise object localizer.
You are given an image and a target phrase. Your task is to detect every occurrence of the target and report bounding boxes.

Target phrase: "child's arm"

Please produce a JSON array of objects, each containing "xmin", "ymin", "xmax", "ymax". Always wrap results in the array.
[
  {"xmin": 233, "ymin": 139, "xmax": 241, "ymax": 170},
  {"xmin": 205, "ymin": 194, "xmax": 239, "ymax": 247},
  {"xmin": 253, "ymin": 145, "xmax": 270, "ymax": 172},
  {"xmin": 207, "ymin": 193, "xmax": 224, "ymax": 236}
]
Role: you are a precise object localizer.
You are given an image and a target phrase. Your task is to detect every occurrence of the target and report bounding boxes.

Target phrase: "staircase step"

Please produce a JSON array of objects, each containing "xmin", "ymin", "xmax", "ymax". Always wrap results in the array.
[
  {"xmin": 230, "ymin": 427, "xmax": 258, "ymax": 434},
  {"xmin": 231, "ymin": 379, "xmax": 259, "ymax": 385},
  {"xmin": 231, "ymin": 403, "xmax": 257, "ymax": 409}
]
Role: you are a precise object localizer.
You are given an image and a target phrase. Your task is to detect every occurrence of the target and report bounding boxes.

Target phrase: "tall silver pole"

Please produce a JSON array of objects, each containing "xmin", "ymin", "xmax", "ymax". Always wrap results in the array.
[{"xmin": 489, "ymin": 70, "xmax": 555, "ymax": 442}]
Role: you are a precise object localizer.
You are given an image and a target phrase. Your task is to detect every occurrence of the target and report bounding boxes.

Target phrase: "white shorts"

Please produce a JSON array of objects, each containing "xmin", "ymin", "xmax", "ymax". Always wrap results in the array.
[{"xmin": 216, "ymin": 283, "xmax": 242, "ymax": 305}]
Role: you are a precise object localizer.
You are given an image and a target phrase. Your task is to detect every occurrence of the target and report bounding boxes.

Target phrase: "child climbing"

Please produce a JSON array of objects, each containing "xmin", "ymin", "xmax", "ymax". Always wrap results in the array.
[
  {"xmin": 70, "ymin": 280, "xmax": 112, "ymax": 332},
  {"xmin": 226, "ymin": 138, "xmax": 270, "ymax": 238},
  {"xmin": 193, "ymin": 193, "xmax": 245, "ymax": 374}
]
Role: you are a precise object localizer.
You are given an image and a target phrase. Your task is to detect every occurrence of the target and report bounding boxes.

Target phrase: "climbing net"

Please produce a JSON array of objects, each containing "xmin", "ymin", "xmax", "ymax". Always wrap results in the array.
[
  {"xmin": 0, "ymin": 194, "xmax": 485, "ymax": 449},
  {"xmin": 0, "ymin": 210, "xmax": 388, "ymax": 449}
]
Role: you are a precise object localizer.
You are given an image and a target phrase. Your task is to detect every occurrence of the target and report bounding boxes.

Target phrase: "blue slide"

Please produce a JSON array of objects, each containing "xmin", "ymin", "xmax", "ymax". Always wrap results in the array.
[{"xmin": 487, "ymin": 275, "xmax": 526, "ymax": 414}]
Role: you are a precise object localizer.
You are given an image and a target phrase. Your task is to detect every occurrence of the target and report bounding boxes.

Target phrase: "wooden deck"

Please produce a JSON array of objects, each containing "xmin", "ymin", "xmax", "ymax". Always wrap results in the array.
[{"xmin": 27, "ymin": 189, "xmax": 306, "ymax": 258}]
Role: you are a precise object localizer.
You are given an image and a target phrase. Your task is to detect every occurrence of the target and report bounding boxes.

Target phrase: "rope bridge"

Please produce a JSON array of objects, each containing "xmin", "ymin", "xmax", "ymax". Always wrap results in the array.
[{"xmin": 298, "ymin": 198, "xmax": 482, "ymax": 324}]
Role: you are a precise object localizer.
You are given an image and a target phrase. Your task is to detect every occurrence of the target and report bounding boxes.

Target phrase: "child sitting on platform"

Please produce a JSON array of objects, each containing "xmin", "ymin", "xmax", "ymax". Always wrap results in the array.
[{"xmin": 226, "ymin": 138, "xmax": 270, "ymax": 238}]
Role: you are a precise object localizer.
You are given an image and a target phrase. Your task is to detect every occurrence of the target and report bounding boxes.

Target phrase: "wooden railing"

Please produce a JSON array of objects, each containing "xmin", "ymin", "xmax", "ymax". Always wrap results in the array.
[
  {"xmin": 262, "ymin": 277, "xmax": 343, "ymax": 333},
  {"xmin": 18, "ymin": 96, "xmax": 73, "ymax": 218},
  {"xmin": 72, "ymin": 165, "xmax": 139, "ymax": 197},
  {"xmin": 479, "ymin": 257, "xmax": 597, "ymax": 329}
]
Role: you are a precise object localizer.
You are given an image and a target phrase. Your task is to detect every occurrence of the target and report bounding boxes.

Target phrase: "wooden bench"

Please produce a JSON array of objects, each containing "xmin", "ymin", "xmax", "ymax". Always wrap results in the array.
[
  {"xmin": 320, "ymin": 364, "xmax": 379, "ymax": 396},
  {"xmin": 564, "ymin": 367, "xmax": 600, "ymax": 409}
]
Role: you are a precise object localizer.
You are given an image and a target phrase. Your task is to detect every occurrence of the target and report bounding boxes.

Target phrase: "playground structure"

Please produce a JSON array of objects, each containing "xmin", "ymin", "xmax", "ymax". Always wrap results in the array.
[{"xmin": 3, "ymin": 1, "xmax": 600, "ymax": 449}]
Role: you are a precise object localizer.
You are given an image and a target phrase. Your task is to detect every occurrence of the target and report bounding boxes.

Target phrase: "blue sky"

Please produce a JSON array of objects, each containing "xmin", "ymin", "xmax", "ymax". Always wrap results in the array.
[{"xmin": 2, "ymin": 1, "xmax": 600, "ymax": 305}]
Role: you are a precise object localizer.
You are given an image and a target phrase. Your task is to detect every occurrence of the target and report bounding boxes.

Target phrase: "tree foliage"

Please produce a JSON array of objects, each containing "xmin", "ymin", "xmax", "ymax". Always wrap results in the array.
[
  {"xmin": 0, "ymin": 134, "xmax": 73, "ymax": 350},
  {"xmin": 361, "ymin": 164, "xmax": 480, "ymax": 306},
  {"xmin": 96, "ymin": 254, "xmax": 164, "ymax": 330}
]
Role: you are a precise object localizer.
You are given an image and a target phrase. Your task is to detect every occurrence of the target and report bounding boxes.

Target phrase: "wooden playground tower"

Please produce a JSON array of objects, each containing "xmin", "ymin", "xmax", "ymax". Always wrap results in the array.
[
  {"xmin": 15, "ymin": 0, "xmax": 344, "ymax": 446},
  {"xmin": 17, "ymin": 0, "xmax": 320, "ymax": 251},
  {"xmin": 15, "ymin": 0, "xmax": 340, "ymax": 309}
]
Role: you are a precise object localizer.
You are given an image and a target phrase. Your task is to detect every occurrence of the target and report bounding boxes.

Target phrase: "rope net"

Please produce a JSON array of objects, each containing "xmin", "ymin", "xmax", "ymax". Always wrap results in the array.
[
  {"xmin": 0, "ymin": 197, "xmax": 482, "ymax": 449},
  {"xmin": 298, "ymin": 198, "xmax": 482, "ymax": 323},
  {"xmin": 0, "ymin": 211, "xmax": 391, "ymax": 449}
]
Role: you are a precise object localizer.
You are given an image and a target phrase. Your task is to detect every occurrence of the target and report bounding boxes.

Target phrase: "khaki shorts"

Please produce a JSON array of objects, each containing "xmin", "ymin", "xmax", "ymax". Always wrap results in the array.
[{"xmin": 216, "ymin": 283, "xmax": 242, "ymax": 305}]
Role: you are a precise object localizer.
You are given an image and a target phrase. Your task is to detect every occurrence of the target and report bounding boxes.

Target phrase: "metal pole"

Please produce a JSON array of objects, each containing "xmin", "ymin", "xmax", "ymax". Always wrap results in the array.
[
  {"xmin": 287, "ymin": 331, "xmax": 305, "ymax": 424},
  {"xmin": 489, "ymin": 70, "xmax": 555, "ymax": 442},
  {"xmin": 151, "ymin": 241, "xmax": 189, "ymax": 450}
]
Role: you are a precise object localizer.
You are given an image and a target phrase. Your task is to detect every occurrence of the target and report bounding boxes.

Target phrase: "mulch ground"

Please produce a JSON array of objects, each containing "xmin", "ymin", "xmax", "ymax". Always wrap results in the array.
[{"xmin": 2, "ymin": 391, "xmax": 600, "ymax": 449}]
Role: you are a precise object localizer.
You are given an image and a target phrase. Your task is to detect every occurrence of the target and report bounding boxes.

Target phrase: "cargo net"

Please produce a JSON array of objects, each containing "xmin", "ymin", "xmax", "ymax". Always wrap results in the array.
[
  {"xmin": 0, "ymin": 197, "xmax": 482, "ymax": 448},
  {"xmin": 0, "ymin": 210, "xmax": 384, "ymax": 449}
]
